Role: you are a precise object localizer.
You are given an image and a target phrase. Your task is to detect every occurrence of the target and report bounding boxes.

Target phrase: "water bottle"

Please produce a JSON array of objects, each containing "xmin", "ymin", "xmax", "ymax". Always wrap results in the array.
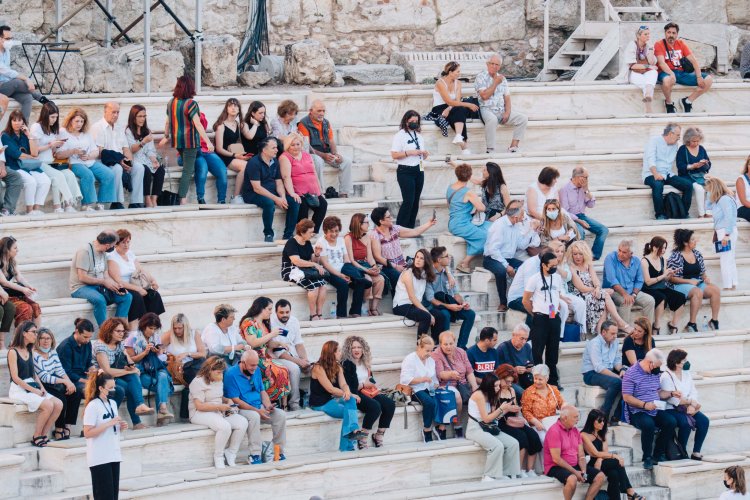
[
  {"xmin": 701, "ymin": 315, "xmax": 709, "ymax": 331},
  {"xmin": 330, "ymin": 301, "xmax": 337, "ymax": 319}
]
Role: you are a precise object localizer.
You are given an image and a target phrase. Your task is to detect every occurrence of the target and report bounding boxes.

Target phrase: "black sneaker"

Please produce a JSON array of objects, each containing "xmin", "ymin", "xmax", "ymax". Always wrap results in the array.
[
  {"xmin": 643, "ymin": 457, "xmax": 654, "ymax": 470},
  {"xmin": 197, "ymin": 198, "xmax": 206, "ymax": 205},
  {"xmin": 436, "ymin": 428, "xmax": 447, "ymax": 440},
  {"xmin": 680, "ymin": 97, "xmax": 692, "ymax": 113},
  {"xmin": 423, "ymin": 430, "xmax": 433, "ymax": 443},
  {"xmin": 38, "ymin": 95, "xmax": 51, "ymax": 105},
  {"xmin": 665, "ymin": 101, "xmax": 676, "ymax": 113},
  {"xmin": 709, "ymin": 319, "xmax": 719, "ymax": 330},
  {"xmin": 109, "ymin": 202, "xmax": 125, "ymax": 210},
  {"xmin": 686, "ymin": 322, "xmax": 698, "ymax": 332},
  {"xmin": 454, "ymin": 426, "xmax": 464, "ymax": 438}
]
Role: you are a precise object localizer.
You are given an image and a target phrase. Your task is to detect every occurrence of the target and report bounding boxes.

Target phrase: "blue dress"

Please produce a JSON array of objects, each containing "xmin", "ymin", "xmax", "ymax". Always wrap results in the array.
[{"xmin": 447, "ymin": 185, "xmax": 490, "ymax": 256}]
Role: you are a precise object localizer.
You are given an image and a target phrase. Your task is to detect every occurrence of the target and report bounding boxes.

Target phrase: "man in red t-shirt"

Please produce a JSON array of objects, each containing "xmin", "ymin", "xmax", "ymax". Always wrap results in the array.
[{"xmin": 654, "ymin": 22, "xmax": 713, "ymax": 114}]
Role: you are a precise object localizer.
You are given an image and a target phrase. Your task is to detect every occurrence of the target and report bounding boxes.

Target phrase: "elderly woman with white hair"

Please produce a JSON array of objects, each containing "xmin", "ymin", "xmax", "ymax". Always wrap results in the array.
[
  {"xmin": 622, "ymin": 348, "xmax": 678, "ymax": 470},
  {"xmin": 676, "ymin": 127, "xmax": 711, "ymax": 218},
  {"xmin": 521, "ymin": 364, "xmax": 565, "ymax": 441},
  {"xmin": 623, "ymin": 25, "xmax": 658, "ymax": 113}
]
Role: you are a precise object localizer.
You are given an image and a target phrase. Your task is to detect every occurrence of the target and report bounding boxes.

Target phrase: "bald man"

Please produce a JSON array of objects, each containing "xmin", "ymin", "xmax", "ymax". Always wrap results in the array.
[
  {"xmin": 224, "ymin": 350, "xmax": 287, "ymax": 465},
  {"xmin": 90, "ymin": 102, "xmax": 139, "ymax": 209},
  {"xmin": 297, "ymin": 99, "xmax": 353, "ymax": 197},
  {"xmin": 474, "ymin": 54, "xmax": 528, "ymax": 153}
]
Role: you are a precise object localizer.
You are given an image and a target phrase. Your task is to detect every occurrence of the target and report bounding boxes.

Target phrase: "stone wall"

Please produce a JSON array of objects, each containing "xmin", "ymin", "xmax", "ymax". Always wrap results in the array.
[{"xmin": 0, "ymin": 0, "xmax": 748, "ymax": 92}]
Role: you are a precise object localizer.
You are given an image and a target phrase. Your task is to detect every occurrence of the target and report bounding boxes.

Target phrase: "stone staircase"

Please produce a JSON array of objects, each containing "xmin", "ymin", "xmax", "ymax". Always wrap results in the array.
[{"xmin": 1, "ymin": 80, "xmax": 750, "ymax": 498}]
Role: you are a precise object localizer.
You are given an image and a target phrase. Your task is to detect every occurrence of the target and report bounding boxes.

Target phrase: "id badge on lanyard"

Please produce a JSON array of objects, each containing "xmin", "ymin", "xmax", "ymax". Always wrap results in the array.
[{"xmin": 408, "ymin": 130, "xmax": 424, "ymax": 171}]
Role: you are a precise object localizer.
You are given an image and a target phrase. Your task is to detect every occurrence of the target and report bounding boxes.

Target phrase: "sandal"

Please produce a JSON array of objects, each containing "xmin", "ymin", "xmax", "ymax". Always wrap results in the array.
[
  {"xmin": 667, "ymin": 322, "xmax": 679, "ymax": 335},
  {"xmin": 357, "ymin": 434, "xmax": 370, "ymax": 450},
  {"xmin": 62, "ymin": 427, "xmax": 71, "ymax": 440},
  {"xmin": 309, "ymin": 314, "xmax": 322, "ymax": 321},
  {"xmin": 455, "ymin": 264, "xmax": 471, "ymax": 274},
  {"xmin": 627, "ymin": 493, "xmax": 644, "ymax": 500},
  {"xmin": 31, "ymin": 435, "xmax": 48, "ymax": 447},
  {"xmin": 368, "ymin": 309, "xmax": 381, "ymax": 316},
  {"xmin": 372, "ymin": 430, "xmax": 385, "ymax": 448},
  {"xmin": 53, "ymin": 429, "xmax": 65, "ymax": 441}
]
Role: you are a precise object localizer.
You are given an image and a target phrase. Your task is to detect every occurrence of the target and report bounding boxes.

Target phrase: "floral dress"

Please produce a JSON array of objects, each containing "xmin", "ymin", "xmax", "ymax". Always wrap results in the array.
[
  {"xmin": 571, "ymin": 268, "xmax": 606, "ymax": 334},
  {"xmin": 239, "ymin": 319, "xmax": 291, "ymax": 403}
]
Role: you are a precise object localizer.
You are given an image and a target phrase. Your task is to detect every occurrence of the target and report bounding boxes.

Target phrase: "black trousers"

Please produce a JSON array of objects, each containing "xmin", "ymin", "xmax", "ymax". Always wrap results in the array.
[
  {"xmin": 357, "ymin": 393, "xmax": 396, "ymax": 430},
  {"xmin": 597, "ymin": 457, "xmax": 633, "ymax": 499},
  {"xmin": 127, "ymin": 289, "xmax": 165, "ymax": 322},
  {"xmin": 396, "ymin": 165, "xmax": 424, "ymax": 228},
  {"xmin": 143, "ymin": 166, "xmax": 165, "ymax": 196},
  {"xmin": 431, "ymin": 104, "xmax": 468, "ymax": 141},
  {"xmin": 530, "ymin": 313, "xmax": 562, "ymax": 386},
  {"xmin": 179, "ymin": 360, "xmax": 204, "ymax": 419},
  {"xmin": 393, "ymin": 304, "xmax": 432, "ymax": 335},
  {"xmin": 738, "ymin": 206, "xmax": 750, "ymax": 222},
  {"xmin": 43, "ymin": 382, "xmax": 83, "ymax": 428},
  {"xmin": 297, "ymin": 195, "xmax": 328, "ymax": 233},
  {"xmin": 90, "ymin": 461, "xmax": 120, "ymax": 500}
]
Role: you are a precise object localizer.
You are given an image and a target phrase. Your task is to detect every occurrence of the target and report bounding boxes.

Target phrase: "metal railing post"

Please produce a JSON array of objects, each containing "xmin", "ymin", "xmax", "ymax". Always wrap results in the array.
[
  {"xmin": 194, "ymin": 0, "xmax": 202, "ymax": 93},
  {"xmin": 543, "ymin": 0, "xmax": 550, "ymax": 71},
  {"xmin": 581, "ymin": 0, "xmax": 586, "ymax": 24},
  {"xmin": 144, "ymin": 0, "xmax": 151, "ymax": 93},
  {"xmin": 55, "ymin": 0, "xmax": 63, "ymax": 42},
  {"xmin": 104, "ymin": 0, "xmax": 113, "ymax": 47}
]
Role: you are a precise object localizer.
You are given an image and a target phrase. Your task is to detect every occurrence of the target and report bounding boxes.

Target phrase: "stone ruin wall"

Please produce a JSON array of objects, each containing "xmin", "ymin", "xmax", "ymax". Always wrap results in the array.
[{"xmin": 0, "ymin": 0, "xmax": 749, "ymax": 93}]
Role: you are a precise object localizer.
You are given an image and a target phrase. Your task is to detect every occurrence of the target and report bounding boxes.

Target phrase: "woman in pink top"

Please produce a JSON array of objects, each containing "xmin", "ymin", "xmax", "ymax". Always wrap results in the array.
[{"xmin": 280, "ymin": 132, "xmax": 327, "ymax": 233}]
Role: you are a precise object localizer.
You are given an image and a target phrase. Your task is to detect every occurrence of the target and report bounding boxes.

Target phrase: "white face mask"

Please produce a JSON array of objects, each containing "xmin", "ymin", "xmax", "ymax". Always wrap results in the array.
[
  {"xmin": 546, "ymin": 210, "xmax": 560, "ymax": 221},
  {"xmin": 3, "ymin": 40, "xmax": 20, "ymax": 49}
]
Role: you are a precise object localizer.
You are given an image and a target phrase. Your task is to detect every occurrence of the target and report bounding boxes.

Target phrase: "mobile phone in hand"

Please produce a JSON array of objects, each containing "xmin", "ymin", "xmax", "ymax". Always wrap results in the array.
[{"xmin": 432, "ymin": 209, "xmax": 437, "ymax": 221}]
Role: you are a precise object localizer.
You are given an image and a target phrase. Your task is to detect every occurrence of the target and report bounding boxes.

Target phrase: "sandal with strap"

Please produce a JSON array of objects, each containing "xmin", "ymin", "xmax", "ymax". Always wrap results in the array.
[
  {"xmin": 53, "ymin": 429, "xmax": 64, "ymax": 441},
  {"xmin": 667, "ymin": 322, "xmax": 679, "ymax": 335},
  {"xmin": 357, "ymin": 434, "xmax": 370, "ymax": 450},
  {"xmin": 62, "ymin": 427, "xmax": 71, "ymax": 440},
  {"xmin": 627, "ymin": 493, "xmax": 644, "ymax": 500},
  {"xmin": 372, "ymin": 430, "xmax": 385, "ymax": 448},
  {"xmin": 31, "ymin": 435, "xmax": 48, "ymax": 447}
]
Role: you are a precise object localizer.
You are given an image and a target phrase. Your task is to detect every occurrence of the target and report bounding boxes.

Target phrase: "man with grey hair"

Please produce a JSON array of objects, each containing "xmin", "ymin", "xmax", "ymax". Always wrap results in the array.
[
  {"xmin": 642, "ymin": 122, "xmax": 692, "ymax": 220},
  {"xmin": 603, "ymin": 239, "xmax": 655, "ymax": 325},
  {"xmin": 483, "ymin": 199, "xmax": 541, "ymax": 312},
  {"xmin": 581, "ymin": 321, "xmax": 623, "ymax": 423},
  {"xmin": 474, "ymin": 54, "xmax": 528, "ymax": 153},
  {"xmin": 622, "ymin": 348, "xmax": 677, "ymax": 470},
  {"xmin": 497, "ymin": 323, "xmax": 534, "ymax": 393},
  {"xmin": 297, "ymin": 99, "xmax": 353, "ymax": 197},
  {"xmin": 560, "ymin": 166, "xmax": 608, "ymax": 260},
  {"xmin": 91, "ymin": 102, "xmax": 139, "ymax": 209}
]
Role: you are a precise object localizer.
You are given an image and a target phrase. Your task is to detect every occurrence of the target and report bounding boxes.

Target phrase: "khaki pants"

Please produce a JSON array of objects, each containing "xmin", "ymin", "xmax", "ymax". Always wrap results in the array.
[
  {"xmin": 190, "ymin": 411, "xmax": 248, "ymax": 459},
  {"xmin": 480, "ymin": 108, "xmax": 528, "ymax": 151},
  {"xmin": 466, "ymin": 419, "xmax": 521, "ymax": 479},
  {"xmin": 239, "ymin": 407, "xmax": 287, "ymax": 455},
  {"xmin": 610, "ymin": 291, "xmax": 655, "ymax": 324}
]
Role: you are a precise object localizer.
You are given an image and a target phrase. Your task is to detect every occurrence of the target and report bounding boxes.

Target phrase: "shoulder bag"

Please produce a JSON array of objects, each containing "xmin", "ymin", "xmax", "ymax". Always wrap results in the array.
[
  {"xmin": 18, "ymin": 159, "xmax": 43, "ymax": 171},
  {"xmin": 130, "ymin": 269, "xmax": 153, "ymax": 290},
  {"xmin": 469, "ymin": 413, "xmax": 501, "ymax": 435},
  {"xmin": 360, "ymin": 368, "xmax": 381, "ymax": 398},
  {"xmin": 663, "ymin": 40, "xmax": 694, "ymax": 73},
  {"xmin": 685, "ymin": 149, "xmax": 707, "ymax": 185}
]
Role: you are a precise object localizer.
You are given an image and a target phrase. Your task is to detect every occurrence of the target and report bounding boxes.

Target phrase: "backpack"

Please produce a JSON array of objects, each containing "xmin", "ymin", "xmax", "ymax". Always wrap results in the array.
[{"xmin": 663, "ymin": 192, "xmax": 687, "ymax": 219}]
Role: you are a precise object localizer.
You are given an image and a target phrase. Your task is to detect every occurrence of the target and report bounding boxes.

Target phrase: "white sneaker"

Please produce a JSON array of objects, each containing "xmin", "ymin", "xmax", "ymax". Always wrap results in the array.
[
  {"xmin": 64, "ymin": 205, "xmax": 78, "ymax": 213},
  {"xmin": 95, "ymin": 204, "xmax": 105, "ymax": 211},
  {"xmin": 517, "ymin": 472, "xmax": 526, "ymax": 479},
  {"xmin": 230, "ymin": 195, "xmax": 244, "ymax": 205},
  {"xmin": 452, "ymin": 134, "xmax": 464, "ymax": 144},
  {"xmin": 461, "ymin": 149, "xmax": 472, "ymax": 156},
  {"xmin": 481, "ymin": 475, "xmax": 496, "ymax": 483},
  {"xmin": 28, "ymin": 209, "xmax": 44, "ymax": 215},
  {"xmin": 224, "ymin": 450, "xmax": 237, "ymax": 467},
  {"xmin": 214, "ymin": 456, "xmax": 226, "ymax": 469},
  {"xmin": 83, "ymin": 205, "xmax": 96, "ymax": 212},
  {"xmin": 54, "ymin": 207, "xmax": 65, "ymax": 213},
  {"xmin": 525, "ymin": 470, "xmax": 537, "ymax": 477},
  {"xmin": 507, "ymin": 146, "xmax": 520, "ymax": 153}
]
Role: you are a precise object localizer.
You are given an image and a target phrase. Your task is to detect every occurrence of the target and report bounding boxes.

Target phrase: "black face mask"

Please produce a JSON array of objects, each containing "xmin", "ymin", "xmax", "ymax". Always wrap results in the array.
[
  {"xmin": 107, "ymin": 389, "xmax": 117, "ymax": 400},
  {"xmin": 724, "ymin": 480, "xmax": 731, "ymax": 489},
  {"xmin": 242, "ymin": 368, "xmax": 252, "ymax": 377},
  {"xmin": 683, "ymin": 361, "xmax": 691, "ymax": 371},
  {"xmin": 650, "ymin": 366, "xmax": 661, "ymax": 375},
  {"xmin": 547, "ymin": 266, "xmax": 557, "ymax": 275},
  {"xmin": 407, "ymin": 122, "xmax": 419, "ymax": 131},
  {"xmin": 105, "ymin": 246, "xmax": 115, "ymax": 253}
]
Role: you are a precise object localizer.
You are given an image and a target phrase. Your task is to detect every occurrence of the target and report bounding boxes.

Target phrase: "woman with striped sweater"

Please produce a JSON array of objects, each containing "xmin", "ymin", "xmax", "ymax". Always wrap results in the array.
[{"xmin": 33, "ymin": 328, "xmax": 80, "ymax": 440}]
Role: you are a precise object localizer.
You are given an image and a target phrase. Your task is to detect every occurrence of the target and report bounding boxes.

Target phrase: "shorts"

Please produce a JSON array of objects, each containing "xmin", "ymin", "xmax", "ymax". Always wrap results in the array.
[
  {"xmin": 657, "ymin": 70, "xmax": 710, "ymax": 86},
  {"xmin": 547, "ymin": 464, "xmax": 600, "ymax": 485},
  {"xmin": 672, "ymin": 280, "xmax": 706, "ymax": 298}
]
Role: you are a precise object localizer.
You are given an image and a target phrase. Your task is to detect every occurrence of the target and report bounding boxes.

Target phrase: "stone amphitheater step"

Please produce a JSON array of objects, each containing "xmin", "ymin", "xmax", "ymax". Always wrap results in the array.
[
  {"xmin": 339, "ymin": 115, "xmax": 750, "ymax": 163},
  {"xmin": 2, "ymin": 201, "xmax": 376, "ymax": 263},
  {"xmin": 371, "ymin": 148, "xmax": 750, "ymax": 201},
  {"xmin": 654, "ymin": 454, "xmax": 750, "ymax": 500},
  {"xmin": 0, "ymin": 453, "xmax": 24, "ymax": 499}
]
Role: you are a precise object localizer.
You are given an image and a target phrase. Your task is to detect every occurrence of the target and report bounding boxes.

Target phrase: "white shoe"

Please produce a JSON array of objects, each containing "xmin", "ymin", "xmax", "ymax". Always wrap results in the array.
[
  {"xmin": 517, "ymin": 472, "xmax": 526, "ymax": 479},
  {"xmin": 95, "ymin": 204, "xmax": 105, "ymax": 211},
  {"xmin": 54, "ymin": 207, "xmax": 65, "ymax": 213},
  {"xmin": 230, "ymin": 195, "xmax": 244, "ymax": 205},
  {"xmin": 83, "ymin": 205, "xmax": 96, "ymax": 212},
  {"xmin": 461, "ymin": 149, "xmax": 472, "ymax": 156},
  {"xmin": 214, "ymin": 456, "xmax": 226, "ymax": 469},
  {"xmin": 481, "ymin": 475, "xmax": 496, "ymax": 483},
  {"xmin": 507, "ymin": 146, "xmax": 520, "ymax": 153},
  {"xmin": 28, "ymin": 209, "xmax": 44, "ymax": 215},
  {"xmin": 223, "ymin": 450, "xmax": 237, "ymax": 467},
  {"xmin": 64, "ymin": 205, "xmax": 78, "ymax": 213},
  {"xmin": 525, "ymin": 470, "xmax": 537, "ymax": 477},
  {"xmin": 452, "ymin": 134, "xmax": 464, "ymax": 144}
]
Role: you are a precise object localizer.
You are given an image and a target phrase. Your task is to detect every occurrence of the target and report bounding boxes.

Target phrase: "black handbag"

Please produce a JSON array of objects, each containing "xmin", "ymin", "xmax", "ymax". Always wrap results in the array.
[
  {"xmin": 157, "ymin": 175, "xmax": 180, "ymax": 206},
  {"xmin": 663, "ymin": 41, "xmax": 695, "ymax": 73},
  {"xmin": 469, "ymin": 414, "xmax": 501, "ymax": 435},
  {"xmin": 111, "ymin": 350, "xmax": 129, "ymax": 370},
  {"xmin": 301, "ymin": 267, "xmax": 325, "ymax": 281},
  {"xmin": 141, "ymin": 350, "xmax": 167, "ymax": 378},
  {"xmin": 665, "ymin": 432, "xmax": 689, "ymax": 460},
  {"xmin": 302, "ymin": 193, "xmax": 320, "ymax": 208}
]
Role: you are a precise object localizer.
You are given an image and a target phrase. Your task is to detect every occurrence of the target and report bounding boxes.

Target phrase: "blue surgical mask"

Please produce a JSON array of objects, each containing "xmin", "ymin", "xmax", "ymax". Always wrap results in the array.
[
  {"xmin": 39, "ymin": 347, "xmax": 52, "ymax": 354},
  {"xmin": 546, "ymin": 210, "xmax": 559, "ymax": 220}
]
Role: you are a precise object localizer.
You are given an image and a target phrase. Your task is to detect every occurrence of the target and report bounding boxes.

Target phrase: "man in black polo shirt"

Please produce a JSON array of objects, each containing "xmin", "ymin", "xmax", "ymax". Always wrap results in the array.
[{"xmin": 241, "ymin": 137, "xmax": 300, "ymax": 242}]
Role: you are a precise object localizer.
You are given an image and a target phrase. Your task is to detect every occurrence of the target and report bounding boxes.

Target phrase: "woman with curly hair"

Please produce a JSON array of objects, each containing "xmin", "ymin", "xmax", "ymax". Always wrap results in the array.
[
  {"xmin": 238, "ymin": 297, "xmax": 291, "ymax": 406},
  {"xmin": 341, "ymin": 335, "xmax": 395, "ymax": 448},
  {"xmin": 310, "ymin": 340, "xmax": 366, "ymax": 451}
]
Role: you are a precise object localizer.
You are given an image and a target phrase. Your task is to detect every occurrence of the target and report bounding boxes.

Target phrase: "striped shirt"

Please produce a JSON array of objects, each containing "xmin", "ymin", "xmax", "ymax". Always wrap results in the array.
[
  {"xmin": 166, "ymin": 98, "xmax": 200, "ymax": 149},
  {"xmin": 622, "ymin": 362, "xmax": 660, "ymax": 423},
  {"xmin": 33, "ymin": 351, "xmax": 67, "ymax": 384}
]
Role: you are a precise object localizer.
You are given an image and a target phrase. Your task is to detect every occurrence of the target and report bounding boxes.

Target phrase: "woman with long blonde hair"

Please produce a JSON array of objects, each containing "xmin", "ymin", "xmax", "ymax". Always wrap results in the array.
[{"xmin": 705, "ymin": 176, "xmax": 738, "ymax": 290}]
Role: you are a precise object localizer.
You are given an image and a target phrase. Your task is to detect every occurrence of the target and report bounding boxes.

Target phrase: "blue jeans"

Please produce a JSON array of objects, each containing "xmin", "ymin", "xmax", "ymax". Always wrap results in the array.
[
  {"xmin": 70, "ymin": 161, "xmax": 117, "ymax": 204},
  {"xmin": 667, "ymin": 408, "xmax": 709, "ymax": 454},
  {"xmin": 71, "ymin": 285, "xmax": 133, "ymax": 327},
  {"xmin": 116, "ymin": 373, "xmax": 146, "ymax": 425},
  {"xmin": 380, "ymin": 266, "xmax": 402, "ymax": 297},
  {"xmin": 313, "ymin": 397, "xmax": 360, "ymax": 451},
  {"xmin": 644, "ymin": 175, "xmax": 693, "ymax": 218},
  {"xmin": 413, "ymin": 389, "xmax": 437, "ymax": 428},
  {"xmin": 244, "ymin": 191, "xmax": 300, "ymax": 239},
  {"xmin": 583, "ymin": 370, "xmax": 622, "ymax": 418},
  {"xmin": 430, "ymin": 305, "xmax": 476, "ymax": 349},
  {"xmin": 630, "ymin": 410, "xmax": 678, "ymax": 460},
  {"xmin": 483, "ymin": 256, "xmax": 523, "ymax": 306},
  {"xmin": 328, "ymin": 263, "xmax": 371, "ymax": 317},
  {"xmin": 508, "ymin": 297, "xmax": 532, "ymax": 327},
  {"xmin": 193, "ymin": 151, "xmax": 228, "ymax": 202},
  {"xmin": 140, "ymin": 369, "xmax": 173, "ymax": 407},
  {"xmin": 574, "ymin": 214, "xmax": 609, "ymax": 261}
]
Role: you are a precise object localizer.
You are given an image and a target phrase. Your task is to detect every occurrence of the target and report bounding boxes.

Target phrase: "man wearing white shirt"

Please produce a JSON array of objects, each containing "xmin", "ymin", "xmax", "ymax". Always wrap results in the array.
[
  {"xmin": 270, "ymin": 299, "xmax": 310, "ymax": 411},
  {"xmin": 90, "ymin": 102, "xmax": 138, "ymax": 209},
  {"xmin": 201, "ymin": 304, "xmax": 250, "ymax": 364},
  {"xmin": 483, "ymin": 199, "xmax": 541, "ymax": 312}
]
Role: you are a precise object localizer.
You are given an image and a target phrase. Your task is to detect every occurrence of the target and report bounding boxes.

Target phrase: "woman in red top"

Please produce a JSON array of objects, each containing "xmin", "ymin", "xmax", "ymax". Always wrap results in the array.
[
  {"xmin": 279, "ymin": 132, "xmax": 327, "ymax": 233},
  {"xmin": 344, "ymin": 213, "xmax": 385, "ymax": 315}
]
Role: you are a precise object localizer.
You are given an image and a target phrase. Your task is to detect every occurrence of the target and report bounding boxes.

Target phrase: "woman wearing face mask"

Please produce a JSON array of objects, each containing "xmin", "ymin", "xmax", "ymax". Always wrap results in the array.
[
  {"xmin": 391, "ymin": 110, "xmax": 430, "ymax": 229},
  {"xmin": 721, "ymin": 465, "xmax": 749, "ymax": 499},
  {"xmin": 522, "ymin": 252, "xmax": 564, "ymax": 388},
  {"xmin": 659, "ymin": 348, "xmax": 710, "ymax": 461},
  {"xmin": 539, "ymin": 199, "xmax": 578, "ymax": 248},
  {"xmin": 83, "ymin": 370, "xmax": 127, "ymax": 500}
]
